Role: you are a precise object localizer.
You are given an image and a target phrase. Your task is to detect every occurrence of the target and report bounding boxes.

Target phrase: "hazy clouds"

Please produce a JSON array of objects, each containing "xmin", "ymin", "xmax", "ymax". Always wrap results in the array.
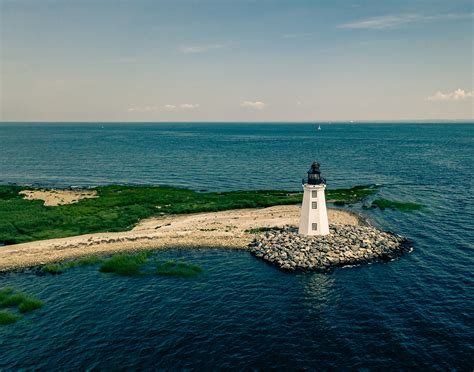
[{"xmin": 1, "ymin": 0, "xmax": 472, "ymax": 122}]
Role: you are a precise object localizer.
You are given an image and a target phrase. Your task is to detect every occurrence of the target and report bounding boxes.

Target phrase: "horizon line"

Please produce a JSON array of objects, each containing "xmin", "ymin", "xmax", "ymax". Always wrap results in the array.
[{"xmin": 0, "ymin": 120, "xmax": 473, "ymax": 124}]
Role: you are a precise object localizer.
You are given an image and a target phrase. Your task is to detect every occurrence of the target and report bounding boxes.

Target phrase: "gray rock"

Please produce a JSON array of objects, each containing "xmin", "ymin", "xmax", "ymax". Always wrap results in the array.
[{"xmin": 248, "ymin": 224, "xmax": 411, "ymax": 272}]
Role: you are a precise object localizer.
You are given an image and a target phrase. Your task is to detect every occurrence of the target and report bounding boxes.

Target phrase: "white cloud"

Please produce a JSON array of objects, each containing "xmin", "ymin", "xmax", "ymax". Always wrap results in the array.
[
  {"xmin": 241, "ymin": 101, "xmax": 266, "ymax": 110},
  {"xmin": 179, "ymin": 103, "xmax": 199, "ymax": 109},
  {"xmin": 178, "ymin": 44, "xmax": 225, "ymax": 54},
  {"xmin": 128, "ymin": 104, "xmax": 199, "ymax": 112},
  {"xmin": 338, "ymin": 13, "xmax": 473, "ymax": 30},
  {"xmin": 428, "ymin": 89, "xmax": 473, "ymax": 101}
]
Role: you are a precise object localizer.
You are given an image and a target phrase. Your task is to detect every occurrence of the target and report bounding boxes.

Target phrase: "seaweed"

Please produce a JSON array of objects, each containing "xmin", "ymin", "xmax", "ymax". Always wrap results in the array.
[
  {"xmin": 0, "ymin": 288, "xmax": 44, "ymax": 325},
  {"xmin": 371, "ymin": 199, "xmax": 424, "ymax": 212}
]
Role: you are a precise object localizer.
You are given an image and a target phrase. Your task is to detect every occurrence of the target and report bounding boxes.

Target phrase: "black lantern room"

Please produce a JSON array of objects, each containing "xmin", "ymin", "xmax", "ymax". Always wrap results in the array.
[{"xmin": 304, "ymin": 162, "xmax": 326, "ymax": 185}]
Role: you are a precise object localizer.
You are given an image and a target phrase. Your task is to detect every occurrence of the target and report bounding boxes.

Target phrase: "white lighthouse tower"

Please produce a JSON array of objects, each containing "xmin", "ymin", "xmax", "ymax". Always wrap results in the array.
[{"xmin": 299, "ymin": 162, "xmax": 330, "ymax": 236}]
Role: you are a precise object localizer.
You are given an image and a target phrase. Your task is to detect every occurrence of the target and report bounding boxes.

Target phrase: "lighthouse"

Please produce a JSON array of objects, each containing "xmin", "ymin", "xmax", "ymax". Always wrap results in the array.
[{"xmin": 299, "ymin": 162, "xmax": 330, "ymax": 236}]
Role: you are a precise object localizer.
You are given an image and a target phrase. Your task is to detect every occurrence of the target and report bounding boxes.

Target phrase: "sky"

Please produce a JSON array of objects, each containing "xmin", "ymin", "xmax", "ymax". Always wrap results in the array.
[{"xmin": 0, "ymin": 0, "xmax": 473, "ymax": 122}]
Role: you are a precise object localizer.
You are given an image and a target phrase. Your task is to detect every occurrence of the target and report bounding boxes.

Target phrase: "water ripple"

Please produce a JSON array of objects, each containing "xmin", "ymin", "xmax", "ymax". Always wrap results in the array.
[{"xmin": 0, "ymin": 123, "xmax": 473, "ymax": 369}]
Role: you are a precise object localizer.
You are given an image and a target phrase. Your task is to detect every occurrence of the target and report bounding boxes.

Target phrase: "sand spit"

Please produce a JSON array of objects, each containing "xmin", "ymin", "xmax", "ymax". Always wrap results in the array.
[
  {"xmin": 19, "ymin": 189, "xmax": 98, "ymax": 206},
  {"xmin": 0, "ymin": 205, "xmax": 359, "ymax": 272}
]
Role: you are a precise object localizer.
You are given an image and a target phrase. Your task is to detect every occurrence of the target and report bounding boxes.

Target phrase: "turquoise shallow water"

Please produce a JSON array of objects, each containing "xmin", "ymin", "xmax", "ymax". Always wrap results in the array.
[{"xmin": 0, "ymin": 123, "xmax": 473, "ymax": 369}]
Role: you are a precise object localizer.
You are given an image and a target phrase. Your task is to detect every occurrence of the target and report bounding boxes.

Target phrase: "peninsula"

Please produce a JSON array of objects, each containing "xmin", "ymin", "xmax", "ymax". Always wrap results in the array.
[{"xmin": 0, "ymin": 184, "xmax": 410, "ymax": 272}]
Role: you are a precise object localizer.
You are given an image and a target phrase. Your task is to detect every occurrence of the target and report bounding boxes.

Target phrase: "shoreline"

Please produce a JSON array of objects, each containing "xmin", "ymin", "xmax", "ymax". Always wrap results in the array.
[{"xmin": 0, "ymin": 205, "xmax": 362, "ymax": 272}]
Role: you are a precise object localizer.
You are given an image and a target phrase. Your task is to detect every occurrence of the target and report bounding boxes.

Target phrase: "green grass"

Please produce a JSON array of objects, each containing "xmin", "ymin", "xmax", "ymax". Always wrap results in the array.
[
  {"xmin": 99, "ymin": 252, "xmax": 151, "ymax": 276},
  {"xmin": 39, "ymin": 251, "xmax": 203, "ymax": 279},
  {"xmin": 0, "ymin": 293, "xmax": 25, "ymax": 307},
  {"xmin": 0, "ymin": 288, "xmax": 44, "ymax": 311},
  {"xmin": 41, "ymin": 262, "xmax": 75, "ymax": 274},
  {"xmin": 0, "ymin": 184, "xmax": 380, "ymax": 244},
  {"xmin": 41, "ymin": 255, "xmax": 103, "ymax": 274},
  {"xmin": 155, "ymin": 260, "xmax": 203, "ymax": 278},
  {"xmin": 18, "ymin": 298, "xmax": 44, "ymax": 313},
  {"xmin": 371, "ymin": 199, "xmax": 424, "ymax": 212},
  {"xmin": 0, "ymin": 288, "xmax": 17, "ymax": 306},
  {"xmin": 98, "ymin": 253, "xmax": 203, "ymax": 278},
  {"xmin": 0, "ymin": 288, "xmax": 44, "ymax": 325},
  {"xmin": 77, "ymin": 256, "xmax": 103, "ymax": 266},
  {"xmin": 326, "ymin": 184, "xmax": 381, "ymax": 204},
  {"xmin": 0, "ymin": 311, "xmax": 20, "ymax": 325}
]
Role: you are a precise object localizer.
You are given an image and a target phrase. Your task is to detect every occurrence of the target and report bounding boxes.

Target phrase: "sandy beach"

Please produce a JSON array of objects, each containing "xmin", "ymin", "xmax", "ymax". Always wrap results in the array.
[
  {"xmin": 19, "ymin": 189, "xmax": 98, "ymax": 206},
  {"xmin": 0, "ymin": 205, "xmax": 360, "ymax": 272}
]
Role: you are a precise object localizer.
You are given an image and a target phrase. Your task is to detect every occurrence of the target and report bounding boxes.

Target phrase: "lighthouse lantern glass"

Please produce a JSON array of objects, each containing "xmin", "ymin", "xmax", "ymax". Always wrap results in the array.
[{"xmin": 306, "ymin": 162, "xmax": 325, "ymax": 185}]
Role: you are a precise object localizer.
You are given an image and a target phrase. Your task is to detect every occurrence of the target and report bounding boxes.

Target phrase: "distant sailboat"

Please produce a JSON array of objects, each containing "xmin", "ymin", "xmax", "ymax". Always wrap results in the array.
[{"xmin": 317, "ymin": 124, "xmax": 321, "ymax": 131}]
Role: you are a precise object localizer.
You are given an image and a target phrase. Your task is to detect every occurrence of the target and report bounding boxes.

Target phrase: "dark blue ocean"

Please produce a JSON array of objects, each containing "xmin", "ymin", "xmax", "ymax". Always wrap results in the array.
[{"xmin": 0, "ymin": 123, "xmax": 473, "ymax": 370}]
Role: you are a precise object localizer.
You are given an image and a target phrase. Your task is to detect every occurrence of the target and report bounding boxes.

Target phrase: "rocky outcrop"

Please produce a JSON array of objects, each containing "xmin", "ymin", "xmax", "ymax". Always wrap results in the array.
[{"xmin": 248, "ymin": 225, "xmax": 412, "ymax": 272}]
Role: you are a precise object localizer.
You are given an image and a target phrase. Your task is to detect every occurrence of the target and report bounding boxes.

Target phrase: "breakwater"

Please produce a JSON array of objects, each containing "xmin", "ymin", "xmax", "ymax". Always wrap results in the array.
[{"xmin": 248, "ymin": 225, "xmax": 411, "ymax": 271}]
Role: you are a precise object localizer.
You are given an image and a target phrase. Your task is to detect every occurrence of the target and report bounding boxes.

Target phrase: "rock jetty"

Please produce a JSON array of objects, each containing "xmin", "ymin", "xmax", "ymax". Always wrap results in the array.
[{"xmin": 248, "ymin": 225, "xmax": 411, "ymax": 272}]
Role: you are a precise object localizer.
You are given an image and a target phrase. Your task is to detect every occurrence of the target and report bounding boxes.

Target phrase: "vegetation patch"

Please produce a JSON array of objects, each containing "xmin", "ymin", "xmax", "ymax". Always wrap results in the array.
[
  {"xmin": 0, "ymin": 287, "xmax": 44, "ymax": 325},
  {"xmin": 371, "ymin": 199, "xmax": 424, "ymax": 212},
  {"xmin": 41, "ymin": 262, "xmax": 76, "ymax": 274},
  {"xmin": 98, "ymin": 252, "xmax": 203, "ymax": 278},
  {"xmin": 77, "ymin": 255, "xmax": 103, "ymax": 266},
  {"xmin": 326, "ymin": 184, "xmax": 381, "ymax": 204},
  {"xmin": 38, "ymin": 251, "xmax": 203, "ymax": 279},
  {"xmin": 155, "ymin": 260, "xmax": 203, "ymax": 278},
  {"xmin": 18, "ymin": 298, "xmax": 44, "ymax": 313},
  {"xmin": 0, "ymin": 311, "xmax": 20, "ymax": 325},
  {"xmin": 41, "ymin": 256, "xmax": 103, "ymax": 274},
  {"xmin": 0, "ymin": 184, "xmax": 380, "ymax": 244},
  {"xmin": 99, "ymin": 252, "xmax": 151, "ymax": 276},
  {"xmin": 0, "ymin": 288, "xmax": 44, "ymax": 311}
]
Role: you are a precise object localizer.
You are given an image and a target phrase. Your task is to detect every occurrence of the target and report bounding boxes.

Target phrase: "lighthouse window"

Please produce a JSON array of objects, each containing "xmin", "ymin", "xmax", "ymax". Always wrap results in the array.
[
  {"xmin": 312, "ymin": 223, "xmax": 318, "ymax": 231},
  {"xmin": 312, "ymin": 191, "xmax": 318, "ymax": 198},
  {"xmin": 312, "ymin": 201, "xmax": 318, "ymax": 209}
]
